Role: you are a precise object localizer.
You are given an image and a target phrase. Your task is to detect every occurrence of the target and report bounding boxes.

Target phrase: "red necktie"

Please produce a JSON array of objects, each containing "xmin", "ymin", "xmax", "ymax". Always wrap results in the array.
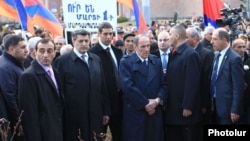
[{"xmin": 171, "ymin": 48, "xmax": 176, "ymax": 56}]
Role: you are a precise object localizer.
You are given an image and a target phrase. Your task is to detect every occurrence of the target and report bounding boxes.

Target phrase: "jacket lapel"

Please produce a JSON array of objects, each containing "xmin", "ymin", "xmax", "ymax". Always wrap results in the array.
[{"xmin": 217, "ymin": 49, "xmax": 230, "ymax": 79}]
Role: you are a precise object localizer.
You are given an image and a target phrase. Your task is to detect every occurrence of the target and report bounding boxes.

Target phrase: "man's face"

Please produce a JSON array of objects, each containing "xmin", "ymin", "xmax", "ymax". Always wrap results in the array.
[
  {"xmin": 72, "ymin": 35, "xmax": 90, "ymax": 54},
  {"xmin": 12, "ymin": 40, "xmax": 28, "ymax": 62},
  {"xmin": 205, "ymin": 30, "xmax": 213, "ymax": 41},
  {"xmin": 35, "ymin": 41, "xmax": 56, "ymax": 66},
  {"xmin": 136, "ymin": 36, "xmax": 150, "ymax": 59},
  {"xmin": 98, "ymin": 28, "xmax": 113, "ymax": 46},
  {"xmin": 157, "ymin": 32, "xmax": 170, "ymax": 52},
  {"xmin": 124, "ymin": 36, "xmax": 135, "ymax": 52},
  {"xmin": 168, "ymin": 28, "xmax": 178, "ymax": 48},
  {"xmin": 187, "ymin": 32, "xmax": 195, "ymax": 47},
  {"xmin": 233, "ymin": 40, "xmax": 246, "ymax": 57},
  {"xmin": 159, "ymin": 26, "xmax": 166, "ymax": 32},
  {"xmin": 54, "ymin": 39, "xmax": 65, "ymax": 53},
  {"xmin": 211, "ymin": 30, "xmax": 225, "ymax": 51}
]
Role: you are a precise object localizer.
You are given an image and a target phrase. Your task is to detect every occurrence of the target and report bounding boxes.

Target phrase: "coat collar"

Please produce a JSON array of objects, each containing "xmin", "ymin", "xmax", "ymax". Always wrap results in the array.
[{"xmin": 130, "ymin": 53, "xmax": 157, "ymax": 86}]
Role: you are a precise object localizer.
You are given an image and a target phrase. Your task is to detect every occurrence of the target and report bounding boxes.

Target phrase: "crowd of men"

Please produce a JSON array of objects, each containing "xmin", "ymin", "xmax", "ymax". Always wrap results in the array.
[{"xmin": 0, "ymin": 20, "xmax": 249, "ymax": 141}]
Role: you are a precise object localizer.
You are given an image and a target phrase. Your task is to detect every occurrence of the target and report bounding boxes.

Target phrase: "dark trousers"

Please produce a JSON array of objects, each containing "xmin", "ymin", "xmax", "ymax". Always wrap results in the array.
[{"xmin": 165, "ymin": 124, "xmax": 202, "ymax": 141}]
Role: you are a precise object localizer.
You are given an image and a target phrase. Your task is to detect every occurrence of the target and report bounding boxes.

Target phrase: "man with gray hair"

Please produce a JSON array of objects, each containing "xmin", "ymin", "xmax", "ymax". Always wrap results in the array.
[
  {"xmin": 54, "ymin": 36, "xmax": 66, "ymax": 59},
  {"xmin": 201, "ymin": 26, "xmax": 215, "ymax": 51},
  {"xmin": 59, "ymin": 44, "xmax": 73, "ymax": 55},
  {"xmin": 186, "ymin": 27, "xmax": 214, "ymax": 126},
  {"xmin": 24, "ymin": 36, "xmax": 42, "ymax": 68}
]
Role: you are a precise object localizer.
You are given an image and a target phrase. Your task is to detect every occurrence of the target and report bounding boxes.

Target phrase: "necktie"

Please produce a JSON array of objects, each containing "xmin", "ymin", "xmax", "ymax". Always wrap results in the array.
[
  {"xmin": 106, "ymin": 47, "xmax": 118, "ymax": 70},
  {"xmin": 106, "ymin": 47, "xmax": 120, "ymax": 89},
  {"xmin": 142, "ymin": 59, "xmax": 148, "ymax": 66},
  {"xmin": 162, "ymin": 52, "xmax": 167, "ymax": 69},
  {"xmin": 210, "ymin": 53, "xmax": 221, "ymax": 97},
  {"xmin": 171, "ymin": 48, "xmax": 176, "ymax": 56},
  {"xmin": 47, "ymin": 69, "xmax": 58, "ymax": 89},
  {"xmin": 81, "ymin": 55, "xmax": 89, "ymax": 67}
]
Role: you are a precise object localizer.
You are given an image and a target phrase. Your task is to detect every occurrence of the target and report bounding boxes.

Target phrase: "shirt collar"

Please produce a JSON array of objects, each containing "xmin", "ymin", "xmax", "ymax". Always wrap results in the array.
[
  {"xmin": 73, "ymin": 47, "xmax": 88, "ymax": 58},
  {"xmin": 218, "ymin": 45, "xmax": 230, "ymax": 57},
  {"xmin": 159, "ymin": 49, "xmax": 171, "ymax": 55},
  {"xmin": 136, "ymin": 52, "xmax": 148, "ymax": 62},
  {"xmin": 37, "ymin": 61, "xmax": 52, "ymax": 72},
  {"xmin": 99, "ymin": 40, "xmax": 111, "ymax": 50}
]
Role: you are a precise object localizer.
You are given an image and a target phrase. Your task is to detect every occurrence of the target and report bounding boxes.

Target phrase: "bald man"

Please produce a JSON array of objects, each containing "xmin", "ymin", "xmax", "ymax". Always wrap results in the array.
[{"xmin": 232, "ymin": 38, "xmax": 249, "ymax": 63}]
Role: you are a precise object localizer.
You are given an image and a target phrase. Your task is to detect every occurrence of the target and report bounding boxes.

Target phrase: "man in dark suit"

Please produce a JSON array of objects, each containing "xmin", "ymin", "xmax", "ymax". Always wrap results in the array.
[
  {"xmin": 0, "ymin": 35, "xmax": 28, "ymax": 141},
  {"xmin": 164, "ymin": 25, "xmax": 202, "ymax": 141},
  {"xmin": 89, "ymin": 22, "xmax": 123, "ymax": 141},
  {"xmin": 19, "ymin": 38, "xmax": 65, "ymax": 141},
  {"xmin": 54, "ymin": 29, "xmax": 110, "ymax": 141},
  {"xmin": 186, "ymin": 27, "xmax": 215, "ymax": 124},
  {"xmin": 151, "ymin": 31, "xmax": 171, "ymax": 75},
  {"xmin": 119, "ymin": 35, "xmax": 166, "ymax": 141},
  {"xmin": 210, "ymin": 28, "xmax": 245, "ymax": 124}
]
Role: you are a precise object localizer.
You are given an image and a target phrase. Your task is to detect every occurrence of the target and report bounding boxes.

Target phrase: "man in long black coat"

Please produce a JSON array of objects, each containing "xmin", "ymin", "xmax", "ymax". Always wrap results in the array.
[
  {"xmin": 165, "ymin": 25, "xmax": 202, "ymax": 141},
  {"xmin": 19, "ymin": 38, "xmax": 65, "ymax": 141},
  {"xmin": 54, "ymin": 29, "xmax": 110, "ymax": 141},
  {"xmin": 88, "ymin": 22, "xmax": 123, "ymax": 141}
]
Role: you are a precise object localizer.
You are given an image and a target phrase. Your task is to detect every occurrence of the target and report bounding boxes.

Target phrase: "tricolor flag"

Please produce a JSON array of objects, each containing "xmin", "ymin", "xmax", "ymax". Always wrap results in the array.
[
  {"xmin": 117, "ymin": 0, "xmax": 148, "ymax": 34},
  {"xmin": 203, "ymin": 0, "xmax": 224, "ymax": 28},
  {"xmin": 24, "ymin": 0, "xmax": 63, "ymax": 37},
  {"xmin": 0, "ymin": 0, "xmax": 63, "ymax": 37}
]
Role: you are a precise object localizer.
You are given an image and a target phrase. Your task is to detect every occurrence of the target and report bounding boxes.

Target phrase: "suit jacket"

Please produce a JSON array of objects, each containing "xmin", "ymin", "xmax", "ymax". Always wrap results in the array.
[
  {"xmin": 119, "ymin": 53, "xmax": 166, "ymax": 141},
  {"xmin": 89, "ymin": 43, "xmax": 123, "ymax": 116},
  {"xmin": 54, "ymin": 51, "xmax": 110, "ymax": 141},
  {"xmin": 195, "ymin": 43, "xmax": 214, "ymax": 110},
  {"xmin": 165, "ymin": 42, "xmax": 202, "ymax": 125},
  {"xmin": 214, "ymin": 48, "xmax": 245, "ymax": 124},
  {"xmin": 18, "ymin": 60, "xmax": 64, "ymax": 141}
]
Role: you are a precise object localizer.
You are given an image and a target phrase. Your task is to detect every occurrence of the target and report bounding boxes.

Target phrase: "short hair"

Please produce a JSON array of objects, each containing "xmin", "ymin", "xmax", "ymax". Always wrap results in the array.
[
  {"xmin": 35, "ymin": 38, "xmax": 55, "ymax": 50},
  {"xmin": 71, "ymin": 29, "xmax": 90, "ymax": 41},
  {"xmin": 98, "ymin": 22, "xmax": 113, "ymax": 33},
  {"xmin": 186, "ymin": 27, "xmax": 201, "ymax": 40},
  {"xmin": 0, "ymin": 31, "xmax": 15, "ymax": 45},
  {"xmin": 133, "ymin": 35, "xmax": 148, "ymax": 46},
  {"xmin": 60, "ymin": 44, "xmax": 73, "ymax": 55},
  {"xmin": 232, "ymin": 38, "xmax": 245, "ymax": 48},
  {"xmin": 217, "ymin": 28, "xmax": 230, "ymax": 42},
  {"xmin": 172, "ymin": 24, "xmax": 187, "ymax": 40},
  {"xmin": 27, "ymin": 37, "xmax": 42, "ymax": 50},
  {"xmin": 3, "ymin": 35, "xmax": 25, "ymax": 50},
  {"xmin": 54, "ymin": 36, "xmax": 65, "ymax": 43},
  {"xmin": 204, "ymin": 26, "xmax": 215, "ymax": 34}
]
